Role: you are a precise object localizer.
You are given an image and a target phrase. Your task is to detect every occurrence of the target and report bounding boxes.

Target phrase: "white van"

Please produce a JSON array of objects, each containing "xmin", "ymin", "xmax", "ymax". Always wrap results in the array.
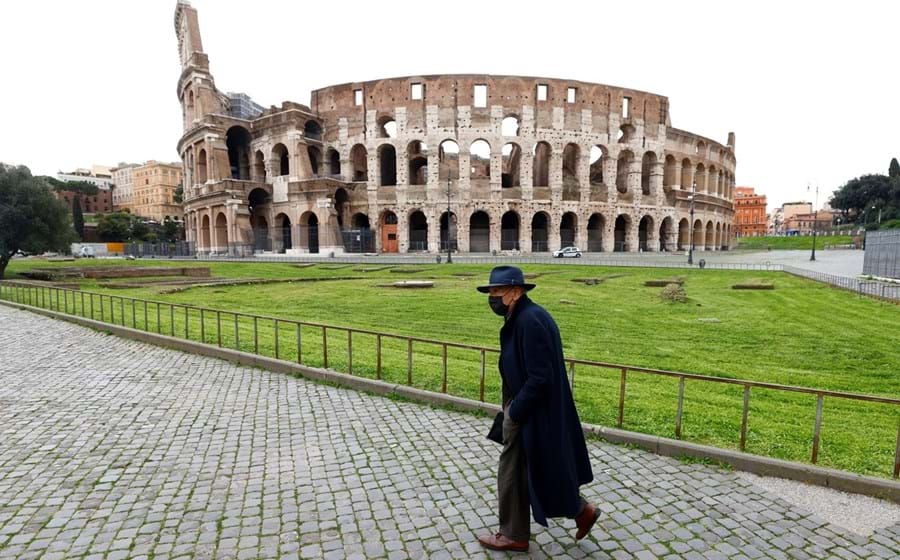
[{"xmin": 78, "ymin": 246, "xmax": 96, "ymax": 258}]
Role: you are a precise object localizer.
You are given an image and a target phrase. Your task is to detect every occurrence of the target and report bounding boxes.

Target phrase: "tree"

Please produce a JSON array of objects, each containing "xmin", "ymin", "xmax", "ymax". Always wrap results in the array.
[
  {"xmin": 890, "ymin": 158, "xmax": 900, "ymax": 179},
  {"xmin": 72, "ymin": 195, "xmax": 85, "ymax": 240},
  {"xmin": 162, "ymin": 218, "xmax": 181, "ymax": 243},
  {"xmin": 96, "ymin": 212, "xmax": 133, "ymax": 242},
  {"xmin": 40, "ymin": 177, "xmax": 100, "ymax": 196},
  {"xmin": 130, "ymin": 218, "xmax": 150, "ymax": 241},
  {"xmin": 0, "ymin": 164, "xmax": 76, "ymax": 279},
  {"xmin": 174, "ymin": 185, "xmax": 183, "ymax": 204},
  {"xmin": 830, "ymin": 174, "xmax": 894, "ymax": 224}
]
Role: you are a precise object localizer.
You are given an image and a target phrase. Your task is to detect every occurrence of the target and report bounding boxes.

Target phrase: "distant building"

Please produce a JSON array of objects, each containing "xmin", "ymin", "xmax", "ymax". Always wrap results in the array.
[
  {"xmin": 226, "ymin": 92, "xmax": 263, "ymax": 120},
  {"xmin": 784, "ymin": 210, "xmax": 834, "ymax": 235},
  {"xmin": 781, "ymin": 202, "xmax": 813, "ymax": 234},
  {"xmin": 132, "ymin": 161, "xmax": 183, "ymax": 222},
  {"xmin": 57, "ymin": 166, "xmax": 114, "ymax": 190},
  {"xmin": 733, "ymin": 186, "xmax": 767, "ymax": 237},
  {"xmin": 55, "ymin": 189, "xmax": 112, "ymax": 214},
  {"xmin": 111, "ymin": 163, "xmax": 140, "ymax": 212}
]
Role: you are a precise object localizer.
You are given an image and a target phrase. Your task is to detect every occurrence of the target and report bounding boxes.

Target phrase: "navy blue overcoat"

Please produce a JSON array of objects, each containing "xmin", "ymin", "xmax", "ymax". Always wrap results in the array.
[{"xmin": 500, "ymin": 294, "xmax": 594, "ymax": 526}]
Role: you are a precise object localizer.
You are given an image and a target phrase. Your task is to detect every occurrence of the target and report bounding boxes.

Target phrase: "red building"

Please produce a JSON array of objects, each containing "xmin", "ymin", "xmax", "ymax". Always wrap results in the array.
[
  {"xmin": 55, "ymin": 189, "xmax": 112, "ymax": 214},
  {"xmin": 733, "ymin": 186, "xmax": 767, "ymax": 237}
]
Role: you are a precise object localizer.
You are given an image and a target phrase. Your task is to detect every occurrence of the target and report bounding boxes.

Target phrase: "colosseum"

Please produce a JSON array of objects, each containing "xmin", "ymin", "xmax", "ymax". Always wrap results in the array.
[{"xmin": 175, "ymin": 2, "xmax": 735, "ymax": 256}]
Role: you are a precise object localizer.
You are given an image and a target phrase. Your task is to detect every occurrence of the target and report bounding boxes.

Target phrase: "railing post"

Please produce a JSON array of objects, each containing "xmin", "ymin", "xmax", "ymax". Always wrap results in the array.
[
  {"xmin": 200, "ymin": 308, "xmax": 205, "ymax": 342},
  {"xmin": 274, "ymin": 320, "xmax": 279, "ymax": 359},
  {"xmin": 99, "ymin": 294, "xmax": 104, "ymax": 322},
  {"xmin": 143, "ymin": 301, "xmax": 148, "ymax": 330},
  {"xmin": 407, "ymin": 338, "xmax": 413, "ymax": 385},
  {"xmin": 184, "ymin": 307, "xmax": 189, "ymax": 339},
  {"xmin": 63, "ymin": 290, "xmax": 68, "ymax": 314},
  {"xmin": 132, "ymin": 299, "xmax": 137, "ymax": 329},
  {"xmin": 811, "ymin": 393, "xmax": 824, "ymax": 464},
  {"xmin": 376, "ymin": 334, "xmax": 382, "ymax": 380},
  {"xmin": 347, "ymin": 330, "xmax": 352, "ymax": 374},
  {"xmin": 740, "ymin": 385, "xmax": 751, "ymax": 451},
  {"xmin": 568, "ymin": 360, "xmax": 576, "ymax": 392},
  {"xmin": 80, "ymin": 292, "xmax": 85, "ymax": 316},
  {"xmin": 479, "ymin": 349, "xmax": 486, "ymax": 403},
  {"xmin": 253, "ymin": 316, "xmax": 259, "ymax": 354},
  {"xmin": 675, "ymin": 376, "xmax": 685, "ymax": 439},
  {"xmin": 217, "ymin": 311, "xmax": 222, "ymax": 347},
  {"xmin": 441, "ymin": 344, "xmax": 448, "ymax": 393},
  {"xmin": 322, "ymin": 326, "xmax": 328, "ymax": 369},
  {"xmin": 617, "ymin": 368, "xmax": 627, "ymax": 428},
  {"xmin": 234, "ymin": 315, "xmax": 240, "ymax": 350},
  {"xmin": 155, "ymin": 303, "xmax": 160, "ymax": 333},
  {"xmin": 296, "ymin": 323, "xmax": 302, "ymax": 363},
  {"xmin": 170, "ymin": 305, "xmax": 175, "ymax": 336},
  {"xmin": 90, "ymin": 292, "xmax": 94, "ymax": 319},
  {"xmin": 893, "ymin": 417, "xmax": 900, "ymax": 480}
]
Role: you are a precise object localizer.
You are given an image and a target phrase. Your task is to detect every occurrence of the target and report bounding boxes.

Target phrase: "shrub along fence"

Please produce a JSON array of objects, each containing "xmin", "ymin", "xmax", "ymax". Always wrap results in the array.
[{"xmin": 1, "ymin": 280, "xmax": 898, "ymax": 480}]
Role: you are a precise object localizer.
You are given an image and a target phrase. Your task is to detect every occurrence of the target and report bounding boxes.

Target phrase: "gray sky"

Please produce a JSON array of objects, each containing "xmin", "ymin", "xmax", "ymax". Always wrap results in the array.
[{"xmin": 1, "ymin": 0, "xmax": 897, "ymax": 210}]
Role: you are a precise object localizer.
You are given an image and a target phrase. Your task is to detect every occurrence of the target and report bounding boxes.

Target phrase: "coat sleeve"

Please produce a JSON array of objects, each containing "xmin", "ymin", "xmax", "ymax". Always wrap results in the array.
[{"xmin": 507, "ymin": 315, "xmax": 554, "ymax": 424}]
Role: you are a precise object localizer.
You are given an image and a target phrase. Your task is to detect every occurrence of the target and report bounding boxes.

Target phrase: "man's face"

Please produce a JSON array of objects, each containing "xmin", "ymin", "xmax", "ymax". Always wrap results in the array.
[{"xmin": 489, "ymin": 286, "xmax": 523, "ymax": 306}]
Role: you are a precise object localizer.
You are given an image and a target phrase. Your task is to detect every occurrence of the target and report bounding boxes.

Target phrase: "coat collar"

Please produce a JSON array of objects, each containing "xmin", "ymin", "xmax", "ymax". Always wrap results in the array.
[{"xmin": 502, "ymin": 294, "xmax": 532, "ymax": 330}]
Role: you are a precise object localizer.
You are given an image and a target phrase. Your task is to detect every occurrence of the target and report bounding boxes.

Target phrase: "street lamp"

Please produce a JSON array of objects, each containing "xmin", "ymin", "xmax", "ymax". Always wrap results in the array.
[
  {"xmin": 687, "ymin": 181, "xmax": 696, "ymax": 265},
  {"xmin": 446, "ymin": 176, "xmax": 452, "ymax": 264},
  {"xmin": 808, "ymin": 184, "xmax": 819, "ymax": 262}
]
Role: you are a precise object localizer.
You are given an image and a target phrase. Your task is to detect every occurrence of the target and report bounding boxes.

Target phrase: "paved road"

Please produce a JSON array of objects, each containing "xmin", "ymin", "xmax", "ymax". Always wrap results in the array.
[{"xmin": 0, "ymin": 306, "xmax": 898, "ymax": 560}]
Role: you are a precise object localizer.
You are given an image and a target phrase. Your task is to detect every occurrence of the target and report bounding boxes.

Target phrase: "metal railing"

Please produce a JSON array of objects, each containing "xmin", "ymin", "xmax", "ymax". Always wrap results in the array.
[
  {"xmin": 783, "ymin": 266, "xmax": 900, "ymax": 303},
  {"xmin": 2, "ymin": 280, "xmax": 898, "ymax": 479}
]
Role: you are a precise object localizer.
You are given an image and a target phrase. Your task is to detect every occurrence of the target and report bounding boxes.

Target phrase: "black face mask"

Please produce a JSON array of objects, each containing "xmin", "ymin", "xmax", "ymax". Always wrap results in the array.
[{"xmin": 488, "ymin": 296, "xmax": 508, "ymax": 316}]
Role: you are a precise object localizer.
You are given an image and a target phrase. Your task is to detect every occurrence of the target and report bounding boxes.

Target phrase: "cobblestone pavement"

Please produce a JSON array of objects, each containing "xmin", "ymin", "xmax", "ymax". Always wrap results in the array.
[{"xmin": 0, "ymin": 306, "xmax": 898, "ymax": 560}]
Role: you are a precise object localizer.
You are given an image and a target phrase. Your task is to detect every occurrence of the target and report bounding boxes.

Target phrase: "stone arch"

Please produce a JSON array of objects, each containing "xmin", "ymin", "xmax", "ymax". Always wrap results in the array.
[
  {"xmin": 705, "ymin": 220, "xmax": 715, "ymax": 249},
  {"xmin": 695, "ymin": 162, "xmax": 706, "ymax": 193},
  {"xmin": 379, "ymin": 210, "xmax": 398, "ymax": 253},
  {"xmin": 304, "ymin": 120, "xmax": 322, "ymax": 141},
  {"xmin": 664, "ymin": 155, "xmax": 677, "ymax": 188},
  {"xmin": 616, "ymin": 150, "xmax": 634, "ymax": 194},
  {"xmin": 225, "ymin": 126, "xmax": 251, "ymax": 180},
  {"xmin": 307, "ymin": 146, "xmax": 322, "ymax": 177},
  {"xmin": 214, "ymin": 212, "xmax": 228, "ymax": 251},
  {"xmin": 560, "ymin": 212, "xmax": 578, "ymax": 248},
  {"xmin": 253, "ymin": 150, "xmax": 266, "ymax": 182},
  {"xmin": 326, "ymin": 147, "xmax": 341, "ymax": 177},
  {"xmin": 408, "ymin": 209, "xmax": 428, "ymax": 251},
  {"xmin": 378, "ymin": 144, "xmax": 397, "ymax": 186},
  {"xmin": 681, "ymin": 158, "xmax": 693, "ymax": 190},
  {"xmin": 200, "ymin": 214, "xmax": 211, "ymax": 250},
  {"xmin": 531, "ymin": 211, "xmax": 550, "ymax": 252},
  {"xmin": 470, "ymin": 140, "xmax": 491, "ymax": 179},
  {"xmin": 678, "ymin": 218, "xmax": 690, "ymax": 250},
  {"xmin": 638, "ymin": 215, "xmax": 654, "ymax": 251},
  {"xmin": 407, "ymin": 140, "xmax": 428, "ymax": 186},
  {"xmin": 197, "ymin": 148, "xmax": 208, "ymax": 183},
  {"xmin": 501, "ymin": 115, "xmax": 520, "ymax": 137},
  {"xmin": 587, "ymin": 213, "xmax": 604, "ymax": 252},
  {"xmin": 659, "ymin": 216, "xmax": 675, "ymax": 251},
  {"xmin": 641, "ymin": 152, "xmax": 657, "ymax": 195},
  {"xmin": 439, "ymin": 139, "xmax": 460, "ymax": 181},
  {"xmin": 469, "ymin": 210, "xmax": 491, "ymax": 252},
  {"xmin": 439, "ymin": 211, "xmax": 458, "ymax": 252},
  {"xmin": 299, "ymin": 211, "xmax": 319, "ymax": 254},
  {"xmin": 501, "ymin": 143, "xmax": 521, "ymax": 188},
  {"xmin": 272, "ymin": 143, "xmax": 290, "ymax": 176},
  {"xmin": 708, "ymin": 165, "xmax": 719, "ymax": 197},
  {"xmin": 589, "ymin": 146, "xmax": 607, "ymax": 186},
  {"xmin": 618, "ymin": 124, "xmax": 635, "ymax": 144},
  {"xmin": 333, "ymin": 187, "xmax": 350, "ymax": 228},
  {"xmin": 715, "ymin": 222, "xmax": 723, "ymax": 250},
  {"xmin": 377, "ymin": 116, "xmax": 396, "ymax": 139},
  {"xmin": 614, "ymin": 214, "xmax": 632, "ymax": 252},
  {"xmin": 275, "ymin": 212, "xmax": 292, "ymax": 253},
  {"xmin": 350, "ymin": 144, "xmax": 368, "ymax": 182},
  {"xmin": 562, "ymin": 143, "xmax": 580, "ymax": 188},
  {"xmin": 693, "ymin": 219, "xmax": 704, "ymax": 251},
  {"xmin": 532, "ymin": 142, "xmax": 551, "ymax": 187},
  {"xmin": 501, "ymin": 211, "xmax": 520, "ymax": 251}
]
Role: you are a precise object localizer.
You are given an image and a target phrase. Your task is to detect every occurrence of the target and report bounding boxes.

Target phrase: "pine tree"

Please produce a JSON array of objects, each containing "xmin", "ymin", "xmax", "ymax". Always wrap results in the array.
[
  {"xmin": 72, "ymin": 195, "xmax": 85, "ymax": 240},
  {"xmin": 889, "ymin": 158, "xmax": 900, "ymax": 179}
]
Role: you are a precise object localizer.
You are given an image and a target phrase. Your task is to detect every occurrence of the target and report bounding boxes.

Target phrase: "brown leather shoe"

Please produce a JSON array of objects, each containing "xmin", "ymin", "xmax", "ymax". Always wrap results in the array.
[
  {"xmin": 575, "ymin": 502, "xmax": 600, "ymax": 540},
  {"xmin": 477, "ymin": 532, "xmax": 529, "ymax": 552}
]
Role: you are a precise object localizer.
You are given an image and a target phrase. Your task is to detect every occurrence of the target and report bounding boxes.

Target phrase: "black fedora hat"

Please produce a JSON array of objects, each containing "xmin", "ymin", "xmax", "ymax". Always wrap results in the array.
[{"xmin": 476, "ymin": 266, "xmax": 536, "ymax": 293}]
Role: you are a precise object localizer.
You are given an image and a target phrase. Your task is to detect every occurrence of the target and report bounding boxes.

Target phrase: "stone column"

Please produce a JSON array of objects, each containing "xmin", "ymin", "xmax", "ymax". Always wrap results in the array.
[
  {"xmin": 651, "ymin": 160, "xmax": 665, "ymax": 206},
  {"xmin": 427, "ymin": 209, "xmax": 440, "ymax": 254},
  {"xmin": 601, "ymin": 214, "xmax": 615, "ymax": 252},
  {"xmin": 549, "ymin": 214, "xmax": 561, "ymax": 253},
  {"xmin": 490, "ymin": 152, "xmax": 502, "ymax": 202},
  {"xmin": 627, "ymin": 216, "xmax": 639, "ymax": 252},
  {"xmin": 673, "ymin": 160, "xmax": 683, "ymax": 190},
  {"xmin": 520, "ymin": 151, "xmax": 533, "ymax": 200},
  {"xmin": 604, "ymin": 157, "xmax": 618, "ymax": 204},
  {"xmin": 549, "ymin": 151, "xmax": 563, "ymax": 202}
]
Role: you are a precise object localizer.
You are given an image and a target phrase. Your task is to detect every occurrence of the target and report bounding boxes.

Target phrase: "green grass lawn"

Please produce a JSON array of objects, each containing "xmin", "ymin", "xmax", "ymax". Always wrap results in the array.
[
  {"xmin": 735, "ymin": 235, "xmax": 856, "ymax": 250},
  {"xmin": 4, "ymin": 258, "xmax": 900, "ymax": 478}
]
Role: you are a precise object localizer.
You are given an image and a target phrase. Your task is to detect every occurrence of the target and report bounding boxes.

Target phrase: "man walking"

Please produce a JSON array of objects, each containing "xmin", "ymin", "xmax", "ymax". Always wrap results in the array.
[{"xmin": 476, "ymin": 265, "xmax": 599, "ymax": 552}]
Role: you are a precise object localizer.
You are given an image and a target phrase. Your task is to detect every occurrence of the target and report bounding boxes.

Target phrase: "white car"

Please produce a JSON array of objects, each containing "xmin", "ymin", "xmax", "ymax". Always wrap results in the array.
[{"xmin": 553, "ymin": 246, "xmax": 582, "ymax": 258}]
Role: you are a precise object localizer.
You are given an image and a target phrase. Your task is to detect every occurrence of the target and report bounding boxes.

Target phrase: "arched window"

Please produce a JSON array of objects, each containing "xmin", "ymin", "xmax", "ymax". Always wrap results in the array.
[
  {"xmin": 470, "ymin": 140, "xmax": 491, "ymax": 179},
  {"xmin": 378, "ymin": 144, "xmax": 397, "ymax": 186}
]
